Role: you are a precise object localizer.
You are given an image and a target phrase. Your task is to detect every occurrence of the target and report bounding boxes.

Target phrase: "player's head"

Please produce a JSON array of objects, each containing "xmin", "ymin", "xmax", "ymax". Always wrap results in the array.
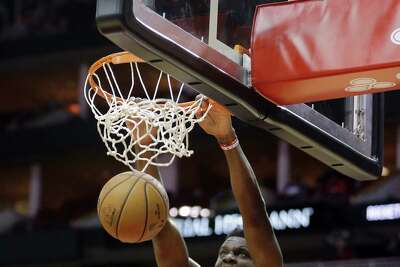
[{"xmin": 214, "ymin": 228, "xmax": 254, "ymax": 267}]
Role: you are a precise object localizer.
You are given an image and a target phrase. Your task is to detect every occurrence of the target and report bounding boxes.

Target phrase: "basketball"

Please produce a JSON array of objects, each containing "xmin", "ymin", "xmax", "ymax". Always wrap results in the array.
[{"xmin": 97, "ymin": 170, "xmax": 169, "ymax": 243}]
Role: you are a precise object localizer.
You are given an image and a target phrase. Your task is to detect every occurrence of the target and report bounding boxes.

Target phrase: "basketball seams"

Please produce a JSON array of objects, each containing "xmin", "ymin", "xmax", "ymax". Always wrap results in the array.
[
  {"xmin": 98, "ymin": 171, "xmax": 168, "ymax": 243},
  {"xmin": 114, "ymin": 173, "xmax": 144, "ymax": 239},
  {"xmin": 151, "ymin": 183, "xmax": 169, "ymax": 220},
  {"xmin": 137, "ymin": 182, "xmax": 149, "ymax": 243}
]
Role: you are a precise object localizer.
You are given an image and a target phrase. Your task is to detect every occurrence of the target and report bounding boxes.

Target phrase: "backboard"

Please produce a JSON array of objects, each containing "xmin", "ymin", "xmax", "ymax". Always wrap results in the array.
[{"xmin": 95, "ymin": 0, "xmax": 384, "ymax": 180}]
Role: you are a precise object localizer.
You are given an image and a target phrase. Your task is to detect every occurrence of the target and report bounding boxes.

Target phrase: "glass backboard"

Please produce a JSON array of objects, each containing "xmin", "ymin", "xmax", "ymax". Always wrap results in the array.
[{"xmin": 95, "ymin": 0, "xmax": 384, "ymax": 180}]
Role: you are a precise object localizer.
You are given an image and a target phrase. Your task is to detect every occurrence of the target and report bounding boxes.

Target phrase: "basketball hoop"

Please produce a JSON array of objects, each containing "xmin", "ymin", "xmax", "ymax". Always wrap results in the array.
[{"xmin": 84, "ymin": 51, "xmax": 210, "ymax": 171}]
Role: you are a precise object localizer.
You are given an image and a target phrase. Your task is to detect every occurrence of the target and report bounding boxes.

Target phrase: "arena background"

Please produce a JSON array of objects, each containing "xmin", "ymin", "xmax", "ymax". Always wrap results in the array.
[{"xmin": 1, "ymin": 0, "xmax": 400, "ymax": 266}]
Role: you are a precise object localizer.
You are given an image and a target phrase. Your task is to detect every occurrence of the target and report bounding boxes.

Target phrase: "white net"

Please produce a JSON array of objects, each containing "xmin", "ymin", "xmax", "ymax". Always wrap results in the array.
[{"xmin": 84, "ymin": 52, "xmax": 210, "ymax": 171}]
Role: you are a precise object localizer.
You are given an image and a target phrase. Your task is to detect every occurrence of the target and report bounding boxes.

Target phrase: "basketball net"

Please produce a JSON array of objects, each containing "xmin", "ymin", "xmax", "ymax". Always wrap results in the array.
[{"xmin": 84, "ymin": 52, "xmax": 210, "ymax": 171}]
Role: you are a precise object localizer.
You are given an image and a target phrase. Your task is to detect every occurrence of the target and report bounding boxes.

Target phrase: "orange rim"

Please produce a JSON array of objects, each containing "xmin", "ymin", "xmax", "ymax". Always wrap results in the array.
[
  {"xmin": 87, "ymin": 51, "xmax": 199, "ymax": 107},
  {"xmin": 87, "ymin": 52, "xmax": 231, "ymax": 114},
  {"xmin": 87, "ymin": 52, "xmax": 144, "ymax": 103}
]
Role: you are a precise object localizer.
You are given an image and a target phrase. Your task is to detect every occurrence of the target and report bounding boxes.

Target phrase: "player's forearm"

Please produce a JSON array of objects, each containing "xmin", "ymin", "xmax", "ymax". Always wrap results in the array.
[
  {"xmin": 152, "ymin": 219, "xmax": 191, "ymax": 267},
  {"xmin": 134, "ymin": 148, "xmax": 196, "ymax": 267},
  {"xmin": 222, "ymin": 141, "xmax": 283, "ymax": 266},
  {"xmin": 216, "ymin": 132, "xmax": 267, "ymax": 218},
  {"xmin": 222, "ymin": 145, "xmax": 267, "ymax": 222}
]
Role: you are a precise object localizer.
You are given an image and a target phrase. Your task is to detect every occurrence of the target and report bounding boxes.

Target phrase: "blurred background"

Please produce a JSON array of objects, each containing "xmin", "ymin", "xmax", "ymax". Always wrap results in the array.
[{"xmin": 1, "ymin": 0, "xmax": 400, "ymax": 266}]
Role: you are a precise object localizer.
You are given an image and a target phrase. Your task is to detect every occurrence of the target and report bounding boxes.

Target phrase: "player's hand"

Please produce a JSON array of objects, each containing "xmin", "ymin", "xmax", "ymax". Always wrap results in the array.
[{"xmin": 195, "ymin": 96, "xmax": 236, "ymax": 144}]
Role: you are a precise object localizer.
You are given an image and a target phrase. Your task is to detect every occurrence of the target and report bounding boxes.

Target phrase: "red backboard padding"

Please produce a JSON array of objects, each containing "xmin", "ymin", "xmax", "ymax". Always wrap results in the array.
[{"xmin": 251, "ymin": 0, "xmax": 400, "ymax": 105}]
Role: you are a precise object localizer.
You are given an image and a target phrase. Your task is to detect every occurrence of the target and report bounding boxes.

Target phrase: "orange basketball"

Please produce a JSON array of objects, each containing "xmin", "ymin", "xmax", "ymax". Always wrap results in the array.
[{"xmin": 97, "ymin": 170, "xmax": 169, "ymax": 243}]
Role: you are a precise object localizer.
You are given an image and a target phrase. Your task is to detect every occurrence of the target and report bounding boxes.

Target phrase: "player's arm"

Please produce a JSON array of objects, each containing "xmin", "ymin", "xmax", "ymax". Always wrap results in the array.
[
  {"xmin": 196, "ymin": 99, "xmax": 283, "ymax": 267},
  {"xmin": 151, "ymin": 219, "xmax": 200, "ymax": 267},
  {"xmin": 132, "ymin": 125, "xmax": 200, "ymax": 267}
]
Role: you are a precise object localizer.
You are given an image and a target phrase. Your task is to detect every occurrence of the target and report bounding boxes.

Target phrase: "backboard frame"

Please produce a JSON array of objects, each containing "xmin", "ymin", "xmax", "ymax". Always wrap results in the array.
[{"xmin": 95, "ymin": 0, "xmax": 383, "ymax": 180}]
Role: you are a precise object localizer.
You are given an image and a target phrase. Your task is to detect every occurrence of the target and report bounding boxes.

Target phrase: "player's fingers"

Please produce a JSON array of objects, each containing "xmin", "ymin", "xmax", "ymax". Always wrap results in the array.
[
  {"xmin": 195, "ymin": 110, "xmax": 202, "ymax": 119},
  {"xmin": 195, "ymin": 94, "xmax": 210, "ymax": 110},
  {"xmin": 196, "ymin": 106, "xmax": 207, "ymax": 119},
  {"xmin": 195, "ymin": 94, "xmax": 208, "ymax": 101},
  {"xmin": 202, "ymin": 99, "xmax": 211, "ymax": 111},
  {"xmin": 195, "ymin": 106, "xmax": 204, "ymax": 118}
]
